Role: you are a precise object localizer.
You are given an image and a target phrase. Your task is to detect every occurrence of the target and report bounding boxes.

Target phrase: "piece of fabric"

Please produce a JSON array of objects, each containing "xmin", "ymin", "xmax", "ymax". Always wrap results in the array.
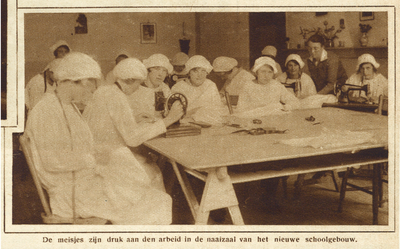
[
  {"xmin": 305, "ymin": 50, "xmax": 348, "ymax": 94},
  {"xmin": 279, "ymin": 128, "xmax": 376, "ymax": 149},
  {"xmin": 236, "ymin": 79, "xmax": 301, "ymax": 112},
  {"xmin": 276, "ymin": 72, "xmax": 317, "ymax": 99},
  {"xmin": 346, "ymin": 73, "xmax": 388, "ymax": 104},
  {"xmin": 172, "ymin": 78, "xmax": 225, "ymax": 124},
  {"xmin": 83, "ymin": 84, "xmax": 172, "ymax": 225}
]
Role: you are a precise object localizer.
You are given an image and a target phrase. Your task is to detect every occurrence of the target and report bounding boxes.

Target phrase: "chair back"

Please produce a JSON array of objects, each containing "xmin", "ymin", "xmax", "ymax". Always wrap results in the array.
[
  {"xmin": 19, "ymin": 133, "xmax": 52, "ymax": 217},
  {"xmin": 378, "ymin": 95, "xmax": 388, "ymax": 115}
]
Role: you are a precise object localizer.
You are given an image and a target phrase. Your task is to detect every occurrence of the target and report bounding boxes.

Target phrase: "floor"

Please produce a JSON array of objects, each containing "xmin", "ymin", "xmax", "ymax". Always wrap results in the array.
[{"xmin": 12, "ymin": 140, "xmax": 388, "ymax": 226}]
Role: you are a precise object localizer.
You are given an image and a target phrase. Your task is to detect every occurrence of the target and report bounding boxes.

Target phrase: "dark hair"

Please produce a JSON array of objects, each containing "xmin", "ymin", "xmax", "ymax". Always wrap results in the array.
[
  {"xmin": 358, "ymin": 63, "xmax": 378, "ymax": 74},
  {"xmin": 306, "ymin": 34, "xmax": 325, "ymax": 46},
  {"xmin": 115, "ymin": 54, "xmax": 129, "ymax": 64},
  {"xmin": 53, "ymin": 45, "xmax": 70, "ymax": 57}
]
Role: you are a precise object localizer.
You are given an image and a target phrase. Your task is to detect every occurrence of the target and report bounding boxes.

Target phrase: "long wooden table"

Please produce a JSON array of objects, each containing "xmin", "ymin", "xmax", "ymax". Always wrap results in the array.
[{"xmin": 144, "ymin": 108, "xmax": 388, "ymax": 225}]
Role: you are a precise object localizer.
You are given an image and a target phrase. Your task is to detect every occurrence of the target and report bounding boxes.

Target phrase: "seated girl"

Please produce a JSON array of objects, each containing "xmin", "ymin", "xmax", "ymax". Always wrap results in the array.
[
  {"xmin": 343, "ymin": 53, "xmax": 388, "ymax": 104},
  {"xmin": 276, "ymin": 54, "xmax": 317, "ymax": 99},
  {"xmin": 25, "ymin": 52, "xmax": 136, "ymax": 224},
  {"xmin": 83, "ymin": 58, "xmax": 184, "ymax": 225},
  {"xmin": 236, "ymin": 56, "xmax": 300, "ymax": 115},
  {"xmin": 171, "ymin": 55, "xmax": 225, "ymax": 125},
  {"xmin": 125, "ymin": 54, "xmax": 173, "ymax": 119}
]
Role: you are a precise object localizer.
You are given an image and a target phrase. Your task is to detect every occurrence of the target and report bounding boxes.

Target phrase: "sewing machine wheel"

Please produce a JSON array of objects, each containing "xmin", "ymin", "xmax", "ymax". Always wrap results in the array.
[{"xmin": 164, "ymin": 93, "xmax": 188, "ymax": 117}]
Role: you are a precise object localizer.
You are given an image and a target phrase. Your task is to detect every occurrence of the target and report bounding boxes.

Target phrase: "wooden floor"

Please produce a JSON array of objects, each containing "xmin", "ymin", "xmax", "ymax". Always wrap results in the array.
[{"xmin": 12, "ymin": 148, "xmax": 388, "ymax": 226}]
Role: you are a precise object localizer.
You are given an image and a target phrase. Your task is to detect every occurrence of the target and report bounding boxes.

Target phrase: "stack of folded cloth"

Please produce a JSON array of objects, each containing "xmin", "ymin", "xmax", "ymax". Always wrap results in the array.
[{"xmin": 165, "ymin": 123, "xmax": 201, "ymax": 138}]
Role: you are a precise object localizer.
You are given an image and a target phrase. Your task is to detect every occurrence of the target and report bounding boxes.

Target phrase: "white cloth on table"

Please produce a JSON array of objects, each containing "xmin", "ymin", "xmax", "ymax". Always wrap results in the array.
[
  {"xmin": 172, "ymin": 78, "xmax": 225, "ymax": 125},
  {"xmin": 279, "ymin": 127, "xmax": 376, "ymax": 149},
  {"xmin": 236, "ymin": 79, "xmax": 301, "ymax": 113},
  {"xmin": 299, "ymin": 94, "xmax": 338, "ymax": 109},
  {"xmin": 83, "ymin": 84, "xmax": 172, "ymax": 225},
  {"xmin": 346, "ymin": 73, "xmax": 388, "ymax": 104}
]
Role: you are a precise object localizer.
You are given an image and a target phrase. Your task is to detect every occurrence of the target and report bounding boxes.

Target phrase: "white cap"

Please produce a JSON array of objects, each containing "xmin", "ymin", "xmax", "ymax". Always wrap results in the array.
[
  {"xmin": 261, "ymin": 45, "xmax": 277, "ymax": 58},
  {"xmin": 356, "ymin": 53, "xmax": 380, "ymax": 71},
  {"xmin": 212, "ymin": 56, "xmax": 238, "ymax": 72},
  {"xmin": 53, "ymin": 52, "xmax": 102, "ymax": 81},
  {"xmin": 285, "ymin": 54, "xmax": 305, "ymax": 69},
  {"xmin": 171, "ymin": 52, "xmax": 189, "ymax": 66},
  {"xmin": 50, "ymin": 40, "xmax": 70, "ymax": 54},
  {"xmin": 252, "ymin": 57, "xmax": 278, "ymax": 74},
  {"xmin": 185, "ymin": 55, "xmax": 213, "ymax": 74},
  {"xmin": 143, "ymin": 54, "xmax": 173, "ymax": 74},
  {"xmin": 113, "ymin": 58, "xmax": 147, "ymax": 81},
  {"xmin": 43, "ymin": 58, "xmax": 63, "ymax": 72}
]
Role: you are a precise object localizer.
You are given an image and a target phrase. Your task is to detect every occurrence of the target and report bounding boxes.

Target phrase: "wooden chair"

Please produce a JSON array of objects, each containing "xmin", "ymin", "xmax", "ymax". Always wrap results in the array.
[
  {"xmin": 337, "ymin": 95, "xmax": 388, "ymax": 224},
  {"xmin": 19, "ymin": 133, "xmax": 108, "ymax": 224}
]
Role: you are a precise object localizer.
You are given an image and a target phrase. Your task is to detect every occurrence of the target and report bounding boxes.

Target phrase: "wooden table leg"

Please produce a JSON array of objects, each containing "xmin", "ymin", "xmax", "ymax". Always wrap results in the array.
[
  {"xmin": 372, "ymin": 163, "xmax": 381, "ymax": 225},
  {"xmin": 170, "ymin": 160, "xmax": 200, "ymax": 222},
  {"xmin": 197, "ymin": 167, "xmax": 244, "ymax": 225}
]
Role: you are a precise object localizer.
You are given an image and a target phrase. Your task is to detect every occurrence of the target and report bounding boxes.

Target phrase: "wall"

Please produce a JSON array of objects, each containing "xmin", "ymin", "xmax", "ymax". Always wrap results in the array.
[
  {"xmin": 285, "ymin": 12, "xmax": 388, "ymax": 49},
  {"xmin": 24, "ymin": 12, "xmax": 196, "ymax": 83},
  {"xmin": 196, "ymin": 12, "xmax": 250, "ymax": 69}
]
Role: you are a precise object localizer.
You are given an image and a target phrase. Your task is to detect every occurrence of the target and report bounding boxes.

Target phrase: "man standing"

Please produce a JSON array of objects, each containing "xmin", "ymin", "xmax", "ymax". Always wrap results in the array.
[{"xmin": 305, "ymin": 34, "xmax": 347, "ymax": 94}]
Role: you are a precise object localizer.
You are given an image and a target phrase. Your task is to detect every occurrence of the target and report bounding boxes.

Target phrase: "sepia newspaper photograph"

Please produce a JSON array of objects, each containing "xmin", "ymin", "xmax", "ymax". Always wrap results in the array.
[{"xmin": 1, "ymin": 0, "xmax": 399, "ymax": 248}]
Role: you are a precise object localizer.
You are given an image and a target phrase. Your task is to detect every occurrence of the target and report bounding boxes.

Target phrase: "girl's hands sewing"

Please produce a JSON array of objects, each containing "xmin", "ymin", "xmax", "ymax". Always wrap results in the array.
[{"xmin": 162, "ymin": 101, "xmax": 184, "ymax": 128}]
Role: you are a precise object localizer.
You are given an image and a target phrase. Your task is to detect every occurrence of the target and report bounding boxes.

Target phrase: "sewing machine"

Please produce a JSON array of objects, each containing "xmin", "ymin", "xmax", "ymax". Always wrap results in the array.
[{"xmin": 334, "ymin": 83, "xmax": 368, "ymax": 103}]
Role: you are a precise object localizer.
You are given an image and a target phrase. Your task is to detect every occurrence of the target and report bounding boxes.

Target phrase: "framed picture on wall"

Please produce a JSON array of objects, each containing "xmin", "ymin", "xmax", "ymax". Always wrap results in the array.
[
  {"xmin": 140, "ymin": 23, "xmax": 157, "ymax": 44},
  {"xmin": 360, "ymin": 12, "xmax": 374, "ymax": 21}
]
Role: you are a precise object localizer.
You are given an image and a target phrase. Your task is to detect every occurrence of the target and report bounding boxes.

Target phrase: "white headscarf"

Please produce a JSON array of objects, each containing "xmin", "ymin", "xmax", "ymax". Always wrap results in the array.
[
  {"xmin": 285, "ymin": 54, "xmax": 305, "ymax": 69},
  {"xmin": 185, "ymin": 55, "xmax": 213, "ymax": 74},
  {"xmin": 356, "ymin": 53, "xmax": 380, "ymax": 71},
  {"xmin": 143, "ymin": 54, "xmax": 173, "ymax": 74},
  {"xmin": 212, "ymin": 56, "xmax": 238, "ymax": 72},
  {"xmin": 49, "ymin": 40, "xmax": 71, "ymax": 54},
  {"xmin": 261, "ymin": 45, "xmax": 277, "ymax": 58},
  {"xmin": 252, "ymin": 57, "xmax": 278, "ymax": 74},
  {"xmin": 43, "ymin": 58, "xmax": 63, "ymax": 73},
  {"xmin": 53, "ymin": 52, "xmax": 102, "ymax": 81},
  {"xmin": 171, "ymin": 52, "xmax": 189, "ymax": 66},
  {"xmin": 113, "ymin": 58, "xmax": 147, "ymax": 80}
]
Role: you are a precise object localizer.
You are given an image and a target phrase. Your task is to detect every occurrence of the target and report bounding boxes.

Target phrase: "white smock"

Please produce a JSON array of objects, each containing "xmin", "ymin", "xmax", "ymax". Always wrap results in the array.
[
  {"xmin": 126, "ymin": 85, "xmax": 156, "ymax": 116},
  {"xmin": 25, "ymin": 73, "xmax": 45, "ymax": 112},
  {"xmin": 237, "ymin": 79, "xmax": 301, "ymax": 112},
  {"xmin": 221, "ymin": 68, "xmax": 255, "ymax": 96},
  {"xmin": 171, "ymin": 78, "xmax": 225, "ymax": 124},
  {"xmin": 83, "ymin": 84, "xmax": 172, "ymax": 225},
  {"xmin": 276, "ymin": 72, "xmax": 317, "ymax": 99},
  {"xmin": 345, "ymin": 73, "xmax": 388, "ymax": 104},
  {"xmin": 25, "ymin": 93, "xmax": 119, "ymax": 222}
]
